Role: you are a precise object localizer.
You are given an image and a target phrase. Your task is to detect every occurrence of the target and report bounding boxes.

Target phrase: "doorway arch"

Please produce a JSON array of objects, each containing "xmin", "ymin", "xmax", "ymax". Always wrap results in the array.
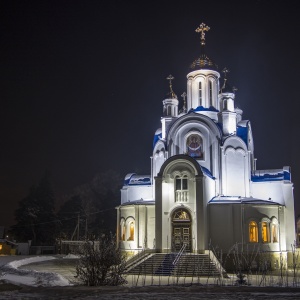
[{"xmin": 171, "ymin": 208, "xmax": 192, "ymax": 252}]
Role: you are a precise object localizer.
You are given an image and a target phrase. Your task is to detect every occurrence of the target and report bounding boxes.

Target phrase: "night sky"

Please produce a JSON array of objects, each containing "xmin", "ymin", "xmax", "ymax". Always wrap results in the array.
[{"xmin": 1, "ymin": 0, "xmax": 299, "ymax": 228}]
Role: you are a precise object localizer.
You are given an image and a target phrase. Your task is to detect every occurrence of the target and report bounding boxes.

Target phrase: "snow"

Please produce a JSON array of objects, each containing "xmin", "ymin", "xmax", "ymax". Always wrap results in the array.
[{"xmin": 0, "ymin": 255, "xmax": 72, "ymax": 287}]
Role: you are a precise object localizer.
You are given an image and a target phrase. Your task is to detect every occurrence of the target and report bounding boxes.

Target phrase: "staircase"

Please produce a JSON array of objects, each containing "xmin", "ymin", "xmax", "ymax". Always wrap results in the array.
[{"xmin": 125, "ymin": 252, "xmax": 225, "ymax": 277}]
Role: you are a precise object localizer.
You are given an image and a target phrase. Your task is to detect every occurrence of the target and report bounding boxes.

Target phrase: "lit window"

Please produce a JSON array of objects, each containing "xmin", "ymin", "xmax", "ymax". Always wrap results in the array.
[
  {"xmin": 128, "ymin": 222, "xmax": 134, "ymax": 241},
  {"xmin": 249, "ymin": 221, "xmax": 258, "ymax": 243},
  {"xmin": 271, "ymin": 223, "xmax": 278, "ymax": 243},
  {"xmin": 261, "ymin": 222, "xmax": 270, "ymax": 243},
  {"xmin": 0, "ymin": 245, "xmax": 2, "ymax": 251},
  {"xmin": 120, "ymin": 223, "xmax": 126, "ymax": 241}
]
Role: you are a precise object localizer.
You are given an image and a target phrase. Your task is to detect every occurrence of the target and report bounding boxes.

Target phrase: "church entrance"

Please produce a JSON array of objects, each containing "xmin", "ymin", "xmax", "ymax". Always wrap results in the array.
[{"xmin": 171, "ymin": 208, "xmax": 191, "ymax": 252}]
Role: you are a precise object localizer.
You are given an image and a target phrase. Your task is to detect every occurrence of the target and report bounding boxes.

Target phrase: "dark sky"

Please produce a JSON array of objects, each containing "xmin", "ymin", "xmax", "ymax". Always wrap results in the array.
[{"xmin": 1, "ymin": 0, "xmax": 299, "ymax": 227}]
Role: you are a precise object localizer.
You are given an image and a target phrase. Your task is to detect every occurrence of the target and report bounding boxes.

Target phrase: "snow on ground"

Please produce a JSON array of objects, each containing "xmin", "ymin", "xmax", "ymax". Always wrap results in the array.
[{"xmin": 0, "ymin": 255, "xmax": 71, "ymax": 287}]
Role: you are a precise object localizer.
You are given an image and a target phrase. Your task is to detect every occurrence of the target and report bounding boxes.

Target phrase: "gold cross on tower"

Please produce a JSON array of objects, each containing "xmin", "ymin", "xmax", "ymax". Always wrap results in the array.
[{"xmin": 195, "ymin": 23, "xmax": 210, "ymax": 45}]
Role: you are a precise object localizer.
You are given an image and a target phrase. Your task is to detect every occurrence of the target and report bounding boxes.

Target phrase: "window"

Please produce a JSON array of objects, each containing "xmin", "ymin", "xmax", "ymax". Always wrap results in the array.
[
  {"xmin": 128, "ymin": 222, "xmax": 134, "ymax": 241},
  {"xmin": 271, "ymin": 223, "xmax": 278, "ymax": 243},
  {"xmin": 198, "ymin": 82, "xmax": 202, "ymax": 104},
  {"xmin": 175, "ymin": 176, "xmax": 188, "ymax": 202},
  {"xmin": 249, "ymin": 221, "xmax": 258, "ymax": 243},
  {"xmin": 209, "ymin": 81, "xmax": 212, "ymax": 105},
  {"xmin": 120, "ymin": 220, "xmax": 126, "ymax": 241},
  {"xmin": 261, "ymin": 221, "xmax": 270, "ymax": 243}
]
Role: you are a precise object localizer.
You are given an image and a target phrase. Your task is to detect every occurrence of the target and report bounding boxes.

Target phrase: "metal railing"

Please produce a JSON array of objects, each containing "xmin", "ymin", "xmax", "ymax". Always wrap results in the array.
[{"xmin": 172, "ymin": 243, "xmax": 187, "ymax": 265}]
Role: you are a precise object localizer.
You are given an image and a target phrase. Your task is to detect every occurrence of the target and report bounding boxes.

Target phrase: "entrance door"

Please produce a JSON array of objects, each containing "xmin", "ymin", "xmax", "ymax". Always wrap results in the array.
[
  {"xmin": 172, "ymin": 209, "xmax": 191, "ymax": 252},
  {"xmin": 173, "ymin": 226, "xmax": 191, "ymax": 251}
]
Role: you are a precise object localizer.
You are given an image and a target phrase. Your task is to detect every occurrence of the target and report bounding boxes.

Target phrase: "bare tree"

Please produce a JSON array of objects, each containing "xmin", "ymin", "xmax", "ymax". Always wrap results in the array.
[{"xmin": 75, "ymin": 234, "xmax": 127, "ymax": 286}]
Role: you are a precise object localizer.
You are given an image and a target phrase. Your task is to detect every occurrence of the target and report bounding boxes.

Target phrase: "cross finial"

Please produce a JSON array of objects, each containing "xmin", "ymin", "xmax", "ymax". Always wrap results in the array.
[
  {"xmin": 166, "ymin": 74, "xmax": 177, "ymax": 99},
  {"xmin": 181, "ymin": 92, "xmax": 187, "ymax": 112},
  {"xmin": 222, "ymin": 67, "xmax": 230, "ymax": 78},
  {"xmin": 166, "ymin": 74, "xmax": 174, "ymax": 86},
  {"xmin": 195, "ymin": 23, "xmax": 210, "ymax": 45}
]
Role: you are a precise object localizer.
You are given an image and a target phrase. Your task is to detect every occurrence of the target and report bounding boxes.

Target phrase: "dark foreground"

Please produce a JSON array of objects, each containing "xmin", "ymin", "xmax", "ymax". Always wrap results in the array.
[{"xmin": 2, "ymin": 283, "xmax": 300, "ymax": 299}]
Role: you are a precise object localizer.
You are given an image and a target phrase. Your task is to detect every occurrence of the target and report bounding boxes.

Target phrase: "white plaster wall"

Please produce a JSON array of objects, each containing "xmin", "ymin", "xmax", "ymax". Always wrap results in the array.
[
  {"xmin": 121, "ymin": 185, "xmax": 153, "ymax": 204},
  {"xmin": 251, "ymin": 182, "xmax": 285, "ymax": 205},
  {"xmin": 186, "ymin": 69, "xmax": 220, "ymax": 110}
]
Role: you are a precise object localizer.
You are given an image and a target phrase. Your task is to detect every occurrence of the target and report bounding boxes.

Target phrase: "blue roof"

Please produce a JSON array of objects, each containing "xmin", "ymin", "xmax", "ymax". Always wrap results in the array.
[
  {"xmin": 124, "ymin": 173, "xmax": 151, "ymax": 186},
  {"xmin": 251, "ymin": 170, "xmax": 291, "ymax": 182},
  {"xmin": 188, "ymin": 106, "xmax": 219, "ymax": 113},
  {"xmin": 153, "ymin": 132, "xmax": 162, "ymax": 148},
  {"xmin": 200, "ymin": 166, "xmax": 215, "ymax": 179},
  {"xmin": 236, "ymin": 124, "xmax": 248, "ymax": 145}
]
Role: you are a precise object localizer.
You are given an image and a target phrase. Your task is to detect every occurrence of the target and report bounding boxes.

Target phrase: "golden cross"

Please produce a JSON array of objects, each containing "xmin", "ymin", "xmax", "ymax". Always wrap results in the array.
[{"xmin": 195, "ymin": 23, "xmax": 210, "ymax": 43}]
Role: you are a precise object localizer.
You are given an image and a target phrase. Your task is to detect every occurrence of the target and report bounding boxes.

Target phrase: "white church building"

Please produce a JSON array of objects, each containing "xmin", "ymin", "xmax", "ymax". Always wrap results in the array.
[{"xmin": 116, "ymin": 23, "xmax": 296, "ymax": 260}]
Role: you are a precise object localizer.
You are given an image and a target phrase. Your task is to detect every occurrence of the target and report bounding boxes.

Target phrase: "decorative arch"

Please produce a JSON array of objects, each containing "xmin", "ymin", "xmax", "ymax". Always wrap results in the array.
[{"xmin": 171, "ymin": 207, "xmax": 192, "ymax": 252}]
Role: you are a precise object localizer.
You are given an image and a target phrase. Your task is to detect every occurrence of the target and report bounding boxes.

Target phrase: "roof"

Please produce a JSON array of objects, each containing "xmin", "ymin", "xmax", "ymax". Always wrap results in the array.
[
  {"xmin": 124, "ymin": 173, "xmax": 151, "ymax": 186},
  {"xmin": 208, "ymin": 196, "xmax": 282, "ymax": 206}
]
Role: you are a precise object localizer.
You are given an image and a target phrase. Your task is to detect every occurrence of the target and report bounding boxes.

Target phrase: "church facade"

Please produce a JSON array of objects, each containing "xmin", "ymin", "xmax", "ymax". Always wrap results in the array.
[{"xmin": 116, "ymin": 24, "xmax": 296, "ymax": 259}]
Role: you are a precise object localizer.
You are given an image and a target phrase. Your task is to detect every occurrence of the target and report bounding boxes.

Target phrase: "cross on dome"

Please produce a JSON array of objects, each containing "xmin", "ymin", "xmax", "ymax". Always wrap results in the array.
[
  {"xmin": 195, "ymin": 23, "xmax": 210, "ymax": 45},
  {"xmin": 166, "ymin": 74, "xmax": 177, "ymax": 99}
]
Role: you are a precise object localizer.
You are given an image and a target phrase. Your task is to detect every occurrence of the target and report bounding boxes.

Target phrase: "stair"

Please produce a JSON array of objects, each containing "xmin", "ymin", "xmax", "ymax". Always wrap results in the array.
[{"xmin": 125, "ymin": 252, "xmax": 224, "ymax": 277}]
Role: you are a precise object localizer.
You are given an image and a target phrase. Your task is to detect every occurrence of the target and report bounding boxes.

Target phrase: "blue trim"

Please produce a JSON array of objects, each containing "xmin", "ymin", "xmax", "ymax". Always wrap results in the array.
[
  {"xmin": 153, "ymin": 132, "xmax": 162, "ymax": 148},
  {"xmin": 236, "ymin": 125, "xmax": 248, "ymax": 145},
  {"xmin": 251, "ymin": 171, "xmax": 290, "ymax": 182},
  {"xmin": 188, "ymin": 106, "xmax": 219, "ymax": 113},
  {"xmin": 200, "ymin": 166, "xmax": 216, "ymax": 180}
]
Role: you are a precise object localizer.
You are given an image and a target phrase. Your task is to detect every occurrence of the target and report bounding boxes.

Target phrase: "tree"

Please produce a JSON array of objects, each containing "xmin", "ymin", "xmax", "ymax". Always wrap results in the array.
[
  {"xmin": 12, "ymin": 173, "xmax": 58, "ymax": 245},
  {"xmin": 75, "ymin": 234, "xmax": 127, "ymax": 286},
  {"xmin": 57, "ymin": 170, "xmax": 122, "ymax": 240},
  {"xmin": 57, "ymin": 195, "xmax": 83, "ymax": 240}
]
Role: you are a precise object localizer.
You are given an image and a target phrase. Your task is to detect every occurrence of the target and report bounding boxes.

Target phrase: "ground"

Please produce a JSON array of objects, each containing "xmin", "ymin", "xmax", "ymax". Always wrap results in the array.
[{"xmin": 1, "ymin": 255, "xmax": 300, "ymax": 299}]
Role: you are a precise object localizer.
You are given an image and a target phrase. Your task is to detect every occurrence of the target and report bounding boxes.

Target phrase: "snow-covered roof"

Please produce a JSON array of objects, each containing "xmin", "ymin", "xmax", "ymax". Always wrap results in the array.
[
  {"xmin": 209, "ymin": 196, "xmax": 282, "ymax": 205},
  {"xmin": 236, "ymin": 120, "xmax": 249, "ymax": 145},
  {"xmin": 188, "ymin": 105, "xmax": 219, "ymax": 113},
  {"xmin": 120, "ymin": 199, "xmax": 155, "ymax": 206},
  {"xmin": 124, "ymin": 173, "xmax": 151, "ymax": 186},
  {"xmin": 153, "ymin": 128, "xmax": 162, "ymax": 148},
  {"xmin": 251, "ymin": 168, "xmax": 291, "ymax": 182}
]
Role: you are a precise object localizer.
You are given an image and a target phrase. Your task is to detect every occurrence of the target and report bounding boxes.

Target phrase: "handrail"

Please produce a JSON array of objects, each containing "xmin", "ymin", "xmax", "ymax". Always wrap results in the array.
[{"xmin": 172, "ymin": 243, "xmax": 187, "ymax": 265}]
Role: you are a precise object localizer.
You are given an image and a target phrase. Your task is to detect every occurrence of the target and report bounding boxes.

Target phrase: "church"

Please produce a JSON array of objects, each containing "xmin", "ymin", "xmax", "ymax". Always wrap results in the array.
[{"xmin": 116, "ymin": 23, "xmax": 296, "ymax": 262}]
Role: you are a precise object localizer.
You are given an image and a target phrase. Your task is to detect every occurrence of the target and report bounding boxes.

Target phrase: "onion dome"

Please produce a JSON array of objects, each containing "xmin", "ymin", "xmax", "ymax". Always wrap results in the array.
[{"xmin": 190, "ymin": 23, "xmax": 218, "ymax": 71}]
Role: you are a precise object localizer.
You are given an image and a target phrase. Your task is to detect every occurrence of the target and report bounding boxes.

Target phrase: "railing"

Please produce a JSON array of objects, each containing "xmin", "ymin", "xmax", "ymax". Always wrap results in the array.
[
  {"xmin": 172, "ymin": 243, "xmax": 187, "ymax": 265},
  {"xmin": 175, "ymin": 190, "xmax": 188, "ymax": 202}
]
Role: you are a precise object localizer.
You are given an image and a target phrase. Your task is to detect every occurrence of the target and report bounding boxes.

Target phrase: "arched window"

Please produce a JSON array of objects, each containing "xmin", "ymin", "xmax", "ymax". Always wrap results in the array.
[
  {"xmin": 271, "ymin": 219, "xmax": 279, "ymax": 243},
  {"xmin": 249, "ymin": 221, "xmax": 258, "ymax": 243},
  {"xmin": 175, "ymin": 175, "xmax": 188, "ymax": 202},
  {"xmin": 198, "ymin": 81, "xmax": 202, "ymax": 104},
  {"xmin": 261, "ymin": 221, "xmax": 270, "ymax": 243},
  {"xmin": 128, "ymin": 222, "xmax": 134, "ymax": 241},
  {"xmin": 120, "ymin": 220, "xmax": 126, "ymax": 241},
  {"xmin": 209, "ymin": 80, "xmax": 213, "ymax": 105}
]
